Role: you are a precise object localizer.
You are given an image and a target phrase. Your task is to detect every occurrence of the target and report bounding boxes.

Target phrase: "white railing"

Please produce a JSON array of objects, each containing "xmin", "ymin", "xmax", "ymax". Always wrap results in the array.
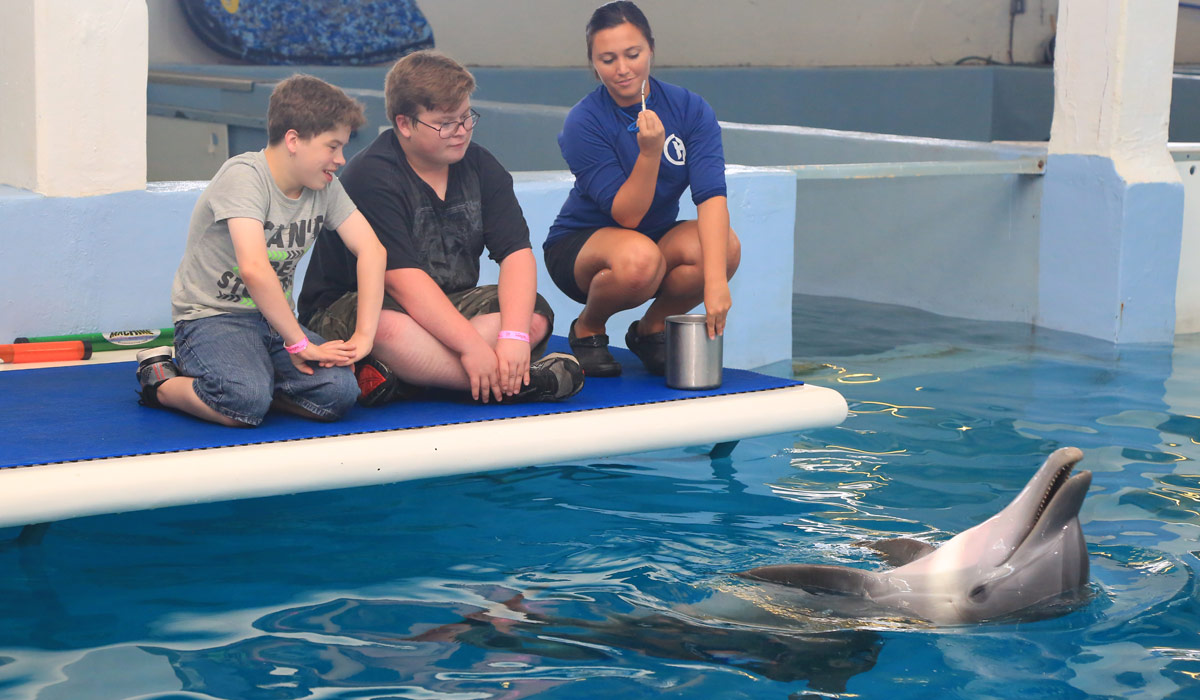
[{"xmin": 785, "ymin": 157, "xmax": 1045, "ymax": 180}]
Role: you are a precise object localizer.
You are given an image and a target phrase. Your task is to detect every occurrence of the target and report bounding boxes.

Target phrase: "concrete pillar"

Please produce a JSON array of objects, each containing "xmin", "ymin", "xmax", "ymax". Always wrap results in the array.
[
  {"xmin": 1037, "ymin": 0, "xmax": 1183, "ymax": 343},
  {"xmin": 0, "ymin": 0, "xmax": 147, "ymax": 196}
]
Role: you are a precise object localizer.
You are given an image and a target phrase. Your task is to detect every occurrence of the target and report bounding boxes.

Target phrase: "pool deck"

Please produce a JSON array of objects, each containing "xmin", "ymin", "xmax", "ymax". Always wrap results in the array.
[{"xmin": 0, "ymin": 342, "xmax": 847, "ymax": 529}]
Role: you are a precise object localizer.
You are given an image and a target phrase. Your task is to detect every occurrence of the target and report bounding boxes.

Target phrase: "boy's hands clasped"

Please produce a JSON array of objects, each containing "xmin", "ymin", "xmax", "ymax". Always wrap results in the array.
[
  {"xmin": 458, "ymin": 335, "xmax": 532, "ymax": 403},
  {"xmin": 460, "ymin": 338, "xmax": 501, "ymax": 403},
  {"xmin": 287, "ymin": 331, "xmax": 375, "ymax": 376},
  {"xmin": 495, "ymin": 336, "xmax": 532, "ymax": 398}
]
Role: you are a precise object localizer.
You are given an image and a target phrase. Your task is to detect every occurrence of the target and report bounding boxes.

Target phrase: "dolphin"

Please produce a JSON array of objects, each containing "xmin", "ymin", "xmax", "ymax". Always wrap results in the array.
[{"xmin": 736, "ymin": 446, "xmax": 1092, "ymax": 625}]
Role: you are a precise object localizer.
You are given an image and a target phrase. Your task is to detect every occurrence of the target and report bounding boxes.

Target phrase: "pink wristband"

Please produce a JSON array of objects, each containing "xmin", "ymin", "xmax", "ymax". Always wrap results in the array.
[
  {"xmin": 498, "ymin": 330, "xmax": 530, "ymax": 343},
  {"xmin": 285, "ymin": 336, "xmax": 309, "ymax": 354}
]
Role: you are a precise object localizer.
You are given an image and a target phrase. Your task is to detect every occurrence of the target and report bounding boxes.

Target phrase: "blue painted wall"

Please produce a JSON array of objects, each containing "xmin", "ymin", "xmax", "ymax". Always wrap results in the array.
[
  {"xmin": 1037, "ymin": 155, "xmax": 1184, "ymax": 343},
  {"xmin": 0, "ymin": 169, "xmax": 796, "ymax": 369}
]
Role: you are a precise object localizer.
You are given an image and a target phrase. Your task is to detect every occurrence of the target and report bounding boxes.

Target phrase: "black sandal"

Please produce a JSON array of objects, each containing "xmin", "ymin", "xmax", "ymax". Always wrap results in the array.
[
  {"xmin": 625, "ymin": 320, "xmax": 667, "ymax": 376},
  {"xmin": 568, "ymin": 319, "xmax": 622, "ymax": 377}
]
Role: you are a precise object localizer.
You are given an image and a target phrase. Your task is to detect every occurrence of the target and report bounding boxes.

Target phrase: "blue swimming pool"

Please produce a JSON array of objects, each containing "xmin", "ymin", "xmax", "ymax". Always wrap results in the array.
[{"xmin": 1, "ymin": 294, "xmax": 1198, "ymax": 699}]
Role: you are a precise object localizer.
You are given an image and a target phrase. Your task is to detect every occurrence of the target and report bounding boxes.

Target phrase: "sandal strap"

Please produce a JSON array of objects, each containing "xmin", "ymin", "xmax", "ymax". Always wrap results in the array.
[
  {"xmin": 568, "ymin": 319, "xmax": 610, "ymax": 348},
  {"xmin": 569, "ymin": 331, "xmax": 610, "ymax": 348}
]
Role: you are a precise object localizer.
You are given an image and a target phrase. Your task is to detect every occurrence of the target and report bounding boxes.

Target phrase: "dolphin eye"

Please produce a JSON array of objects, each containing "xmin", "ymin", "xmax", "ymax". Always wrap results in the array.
[{"xmin": 969, "ymin": 584, "xmax": 989, "ymax": 603}]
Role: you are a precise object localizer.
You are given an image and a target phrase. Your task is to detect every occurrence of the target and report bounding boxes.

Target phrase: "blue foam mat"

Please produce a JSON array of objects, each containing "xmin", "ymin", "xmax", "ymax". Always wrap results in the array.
[{"xmin": 0, "ymin": 337, "xmax": 799, "ymax": 469}]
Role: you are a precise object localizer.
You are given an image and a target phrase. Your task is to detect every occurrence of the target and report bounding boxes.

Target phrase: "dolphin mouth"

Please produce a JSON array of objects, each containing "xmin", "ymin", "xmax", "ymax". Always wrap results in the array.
[
  {"xmin": 1014, "ymin": 448, "xmax": 1089, "ymax": 553},
  {"xmin": 1034, "ymin": 457, "xmax": 1076, "ymax": 525}
]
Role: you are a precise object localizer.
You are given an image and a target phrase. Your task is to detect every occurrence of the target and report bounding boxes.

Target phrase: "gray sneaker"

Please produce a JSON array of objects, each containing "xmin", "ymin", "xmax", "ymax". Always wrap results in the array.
[
  {"xmin": 508, "ymin": 352, "xmax": 585, "ymax": 403},
  {"xmin": 136, "ymin": 347, "xmax": 179, "ymax": 408}
]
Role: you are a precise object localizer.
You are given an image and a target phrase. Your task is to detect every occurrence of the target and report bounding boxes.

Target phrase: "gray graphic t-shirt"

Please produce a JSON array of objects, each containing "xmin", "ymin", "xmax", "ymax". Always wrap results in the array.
[{"xmin": 171, "ymin": 151, "xmax": 357, "ymax": 322}]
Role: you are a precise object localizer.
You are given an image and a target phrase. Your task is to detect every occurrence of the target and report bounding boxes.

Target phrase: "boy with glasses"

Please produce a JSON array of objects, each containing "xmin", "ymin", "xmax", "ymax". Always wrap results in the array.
[{"xmin": 299, "ymin": 50, "xmax": 583, "ymax": 405}]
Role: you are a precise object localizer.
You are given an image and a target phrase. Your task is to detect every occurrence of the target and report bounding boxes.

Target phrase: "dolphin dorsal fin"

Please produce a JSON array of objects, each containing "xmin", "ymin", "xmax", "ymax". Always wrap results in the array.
[{"xmin": 862, "ymin": 538, "xmax": 937, "ymax": 566}]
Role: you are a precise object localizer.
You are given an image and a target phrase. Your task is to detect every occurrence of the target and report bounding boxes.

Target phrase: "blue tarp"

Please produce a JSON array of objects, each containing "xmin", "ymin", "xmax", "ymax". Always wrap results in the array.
[{"xmin": 0, "ymin": 338, "xmax": 799, "ymax": 469}]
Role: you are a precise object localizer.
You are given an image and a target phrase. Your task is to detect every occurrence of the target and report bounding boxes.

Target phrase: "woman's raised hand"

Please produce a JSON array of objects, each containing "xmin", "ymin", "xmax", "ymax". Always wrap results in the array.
[{"xmin": 636, "ymin": 109, "xmax": 665, "ymax": 158}]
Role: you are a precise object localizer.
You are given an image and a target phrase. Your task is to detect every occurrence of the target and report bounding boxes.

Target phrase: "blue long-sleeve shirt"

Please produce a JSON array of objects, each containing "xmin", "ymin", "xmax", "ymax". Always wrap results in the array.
[{"xmin": 545, "ymin": 76, "xmax": 727, "ymax": 247}]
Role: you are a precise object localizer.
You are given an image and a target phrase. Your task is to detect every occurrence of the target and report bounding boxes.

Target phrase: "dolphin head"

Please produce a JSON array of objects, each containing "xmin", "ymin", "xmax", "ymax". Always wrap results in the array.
[
  {"xmin": 882, "ymin": 446, "xmax": 1092, "ymax": 623},
  {"xmin": 978, "ymin": 446, "xmax": 1091, "ymax": 566},
  {"xmin": 736, "ymin": 447, "xmax": 1093, "ymax": 625},
  {"xmin": 944, "ymin": 449, "xmax": 1092, "ymax": 622}
]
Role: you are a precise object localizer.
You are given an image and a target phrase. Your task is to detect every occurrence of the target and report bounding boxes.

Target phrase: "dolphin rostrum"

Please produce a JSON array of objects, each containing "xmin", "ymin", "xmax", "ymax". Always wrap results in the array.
[{"xmin": 737, "ymin": 447, "xmax": 1092, "ymax": 625}]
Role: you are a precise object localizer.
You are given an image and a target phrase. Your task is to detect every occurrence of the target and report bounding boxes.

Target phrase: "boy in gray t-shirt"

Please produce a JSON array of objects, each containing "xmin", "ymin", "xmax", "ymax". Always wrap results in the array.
[{"xmin": 136, "ymin": 75, "xmax": 387, "ymax": 427}]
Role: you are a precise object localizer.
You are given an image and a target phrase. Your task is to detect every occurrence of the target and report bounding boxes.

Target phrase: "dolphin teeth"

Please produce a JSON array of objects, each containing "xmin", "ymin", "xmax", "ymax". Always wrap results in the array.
[{"xmin": 1035, "ymin": 461, "xmax": 1075, "ymax": 524}]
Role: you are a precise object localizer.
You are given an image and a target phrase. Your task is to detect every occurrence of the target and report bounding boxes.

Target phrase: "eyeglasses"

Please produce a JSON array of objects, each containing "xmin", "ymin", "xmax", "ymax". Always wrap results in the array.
[{"xmin": 413, "ymin": 109, "xmax": 481, "ymax": 138}]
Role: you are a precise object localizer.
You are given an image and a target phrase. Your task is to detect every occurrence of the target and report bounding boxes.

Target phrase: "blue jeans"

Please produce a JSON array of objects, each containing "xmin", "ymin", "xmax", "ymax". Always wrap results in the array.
[{"xmin": 174, "ymin": 313, "xmax": 358, "ymax": 426}]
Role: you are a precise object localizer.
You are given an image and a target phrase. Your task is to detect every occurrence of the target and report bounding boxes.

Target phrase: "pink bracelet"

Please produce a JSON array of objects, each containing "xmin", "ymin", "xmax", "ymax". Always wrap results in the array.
[
  {"xmin": 284, "ymin": 336, "xmax": 309, "ymax": 354},
  {"xmin": 498, "ymin": 330, "xmax": 530, "ymax": 343}
]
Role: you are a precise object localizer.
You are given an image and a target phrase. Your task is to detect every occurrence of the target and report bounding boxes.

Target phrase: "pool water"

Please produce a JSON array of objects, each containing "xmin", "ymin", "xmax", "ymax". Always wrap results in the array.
[{"xmin": 2, "ymin": 294, "xmax": 1200, "ymax": 699}]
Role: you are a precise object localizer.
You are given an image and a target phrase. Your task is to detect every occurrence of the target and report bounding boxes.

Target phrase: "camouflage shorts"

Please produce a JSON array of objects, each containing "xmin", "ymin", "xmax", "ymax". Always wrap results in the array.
[{"xmin": 307, "ymin": 285, "xmax": 555, "ymax": 359}]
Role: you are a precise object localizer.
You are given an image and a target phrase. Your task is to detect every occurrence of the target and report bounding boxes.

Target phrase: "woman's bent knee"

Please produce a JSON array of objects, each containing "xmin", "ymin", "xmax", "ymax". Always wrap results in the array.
[{"xmin": 611, "ymin": 244, "xmax": 666, "ymax": 292}]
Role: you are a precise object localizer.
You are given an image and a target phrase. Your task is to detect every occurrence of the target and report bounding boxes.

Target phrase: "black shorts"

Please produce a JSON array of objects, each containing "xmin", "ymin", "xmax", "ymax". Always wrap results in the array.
[
  {"xmin": 543, "ymin": 222, "xmax": 685, "ymax": 305},
  {"xmin": 543, "ymin": 228, "xmax": 602, "ymax": 305}
]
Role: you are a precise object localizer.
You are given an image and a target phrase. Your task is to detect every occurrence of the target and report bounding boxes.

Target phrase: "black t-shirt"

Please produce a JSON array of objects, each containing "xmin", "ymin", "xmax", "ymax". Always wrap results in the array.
[{"xmin": 298, "ymin": 131, "xmax": 531, "ymax": 323}]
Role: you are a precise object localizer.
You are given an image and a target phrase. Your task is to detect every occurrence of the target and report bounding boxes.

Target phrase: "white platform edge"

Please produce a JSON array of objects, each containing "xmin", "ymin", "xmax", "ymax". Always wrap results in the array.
[{"xmin": 0, "ymin": 384, "xmax": 847, "ymax": 529}]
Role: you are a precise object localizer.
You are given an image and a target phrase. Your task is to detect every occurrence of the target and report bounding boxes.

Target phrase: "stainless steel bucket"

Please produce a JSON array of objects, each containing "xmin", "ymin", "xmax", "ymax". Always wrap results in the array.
[{"xmin": 664, "ymin": 314, "xmax": 723, "ymax": 390}]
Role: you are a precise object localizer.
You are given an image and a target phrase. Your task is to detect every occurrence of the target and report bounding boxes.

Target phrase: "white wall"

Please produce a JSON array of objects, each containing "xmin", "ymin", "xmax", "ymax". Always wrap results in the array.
[
  {"xmin": 147, "ymin": 0, "xmax": 238, "ymax": 65},
  {"xmin": 1179, "ymin": 5, "xmax": 1200, "ymax": 63},
  {"xmin": 1175, "ymin": 151, "xmax": 1200, "ymax": 333},
  {"xmin": 0, "ymin": 3, "xmax": 37, "ymax": 191},
  {"xmin": 0, "ymin": 0, "xmax": 147, "ymax": 196},
  {"xmin": 147, "ymin": 1, "xmax": 1200, "ymax": 69},
  {"xmin": 424, "ymin": 0, "xmax": 1060, "ymax": 67},
  {"xmin": 150, "ymin": 0, "xmax": 1058, "ymax": 67}
]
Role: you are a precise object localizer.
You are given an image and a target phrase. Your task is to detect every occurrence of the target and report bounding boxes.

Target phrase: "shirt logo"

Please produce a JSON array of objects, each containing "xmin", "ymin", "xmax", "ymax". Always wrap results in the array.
[{"xmin": 663, "ymin": 134, "xmax": 686, "ymax": 165}]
